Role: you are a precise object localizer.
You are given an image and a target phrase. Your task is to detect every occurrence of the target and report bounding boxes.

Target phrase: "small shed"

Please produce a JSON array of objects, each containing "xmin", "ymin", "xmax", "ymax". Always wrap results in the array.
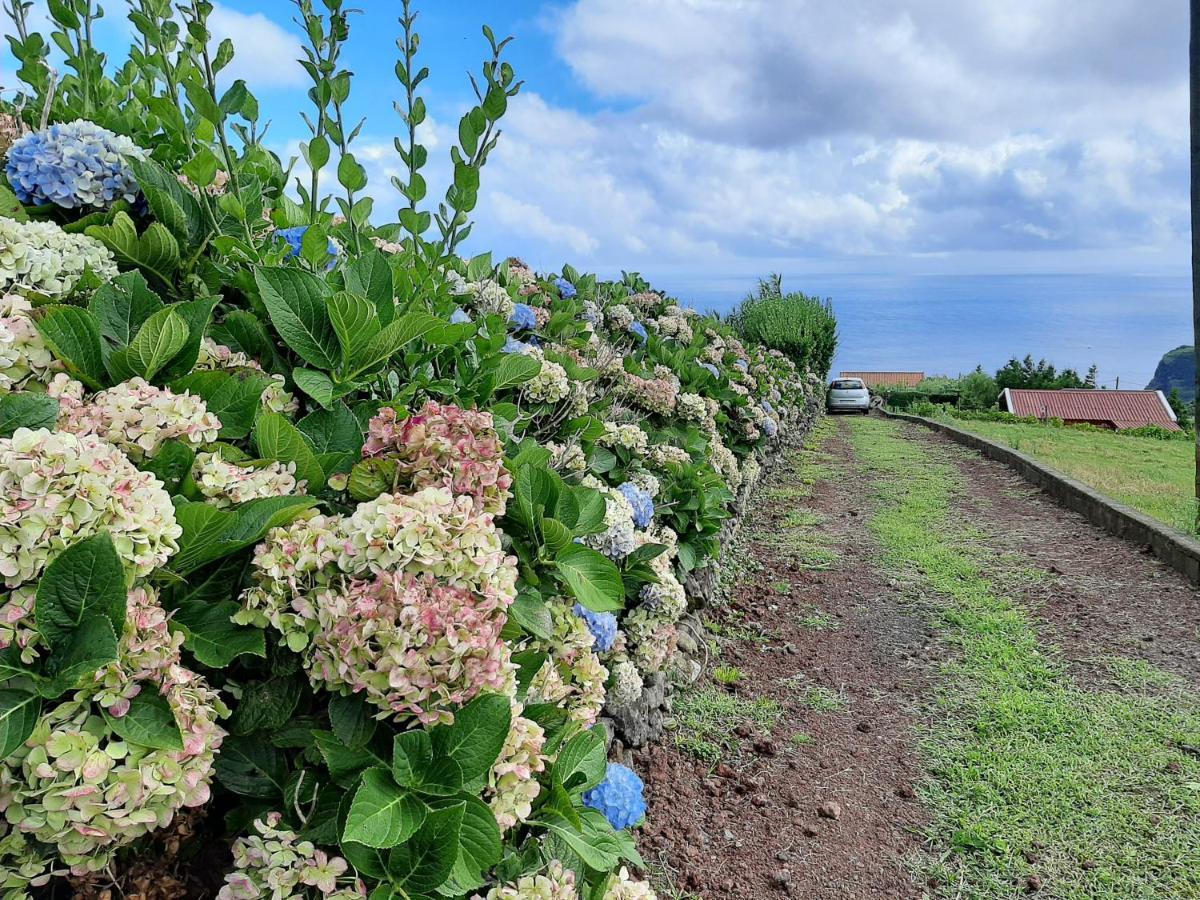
[
  {"xmin": 839, "ymin": 371, "xmax": 925, "ymax": 389},
  {"xmin": 1000, "ymin": 389, "xmax": 1181, "ymax": 431}
]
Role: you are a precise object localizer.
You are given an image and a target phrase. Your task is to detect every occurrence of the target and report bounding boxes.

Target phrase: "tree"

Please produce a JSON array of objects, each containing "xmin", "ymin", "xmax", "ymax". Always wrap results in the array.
[
  {"xmin": 1084, "ymin": 364, "xmax": 1098, "ymax": 388},
  {"xmin": 1169, "ymin": 388, "xmax": 1193, "ymax": 431},
  {"xmin": 958, "ymin": 367, "xmax": 1000, "ymax": 410},
  {"xmin": 994, "ymin": 355, "xmax": 1087, "ymax": 390}
]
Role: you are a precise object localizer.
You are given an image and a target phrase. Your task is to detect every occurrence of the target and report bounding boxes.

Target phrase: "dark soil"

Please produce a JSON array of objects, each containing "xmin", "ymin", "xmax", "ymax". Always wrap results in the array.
[
  {"xmin": 640, "ymin": 417, "xmax": 1200, "ymax": 899},
  {"xmin": 638, "ymin": 422, "xmax": 931, "ymax": 899}
]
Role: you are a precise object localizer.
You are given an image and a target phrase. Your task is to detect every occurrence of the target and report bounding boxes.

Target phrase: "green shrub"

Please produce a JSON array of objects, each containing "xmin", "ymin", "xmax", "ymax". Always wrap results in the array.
[
  {"xmin": 958, "ymin": 369, "xmax": 1000, "ymax": 410},
  {"xmin": 728, "ymin": 274, "xmax": 837, "ymax": 376}
]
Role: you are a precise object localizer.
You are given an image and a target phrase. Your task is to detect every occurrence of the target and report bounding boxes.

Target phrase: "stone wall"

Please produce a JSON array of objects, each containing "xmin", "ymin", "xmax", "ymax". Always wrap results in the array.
[{"xmin": 603, "ymin": 394, "xmax": 826, "ymax": 758}]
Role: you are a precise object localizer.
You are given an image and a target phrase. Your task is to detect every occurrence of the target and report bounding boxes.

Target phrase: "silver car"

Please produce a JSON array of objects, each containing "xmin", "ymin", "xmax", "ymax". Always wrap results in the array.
[{"xmin": 827, "ymin": 377, "xmax": 871, "ymax": 414}]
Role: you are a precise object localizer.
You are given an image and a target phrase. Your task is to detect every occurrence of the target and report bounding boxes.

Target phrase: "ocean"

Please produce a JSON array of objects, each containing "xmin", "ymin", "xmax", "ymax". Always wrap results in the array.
[{"xmin": 658, "ymin": 273, "xmax": 1192, "ymax": 390}]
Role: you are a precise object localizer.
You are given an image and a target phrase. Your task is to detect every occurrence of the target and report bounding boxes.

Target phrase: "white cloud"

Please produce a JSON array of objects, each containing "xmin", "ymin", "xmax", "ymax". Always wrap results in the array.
[
  {"xmin": 442, "ymin": 0, "xmax": 1188, "ymax": 274},
  {"xmin": 208, "ymin": 5, "xmax": 305, "ymax": 89}
]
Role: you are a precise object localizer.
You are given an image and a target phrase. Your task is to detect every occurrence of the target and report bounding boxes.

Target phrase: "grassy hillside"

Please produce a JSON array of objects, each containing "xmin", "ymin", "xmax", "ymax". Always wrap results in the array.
[
  {"xmin": 1146, "ymin": 345, "xmax": 1195, "ymax": 404},
  {"xmin": 947, "ymin": 419, "xmax": 1198, "ymax": 534}
]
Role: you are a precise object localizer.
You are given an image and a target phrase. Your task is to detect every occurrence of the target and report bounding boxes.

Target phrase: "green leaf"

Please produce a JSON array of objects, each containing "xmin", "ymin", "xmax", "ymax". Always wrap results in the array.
[
  {"xmin": 35, "ymin": 534, "xmax": 127, "ymax": 653},
  {"xmin": 539, "ymin": 811, "xmax": 622, "ymax": 871},
  {"xmin": 86, "ymin": 213, "xmax": 181, "ymax": 289},
  {"xmin": 439, "ymin": 796, "xmax": 502, "ymax": 894},
  {"xmin": 387, "ymin": 804, "xmax": 464, "ymax": 893},
  {"xmin": 215, "ymin": 735, "xmax": 284, "ymax": 798},
  {"xmin": 0, "ymin": 690, "xmax": 40, "ymax": 760},
  {"xmin": 254, "ymin": 412, "xmax": 327, "ymax": 492},
  {"xmin": 328, "ymin": 291, "xmax": 380, "ymax": 371},
  {"xmin": 38, "ymin": 617, "xmax": 119, "ymax": 698},
  {"xmin": 509, "ymin": 593, "xmax": 554, "ymax": 641},
  {"xmin": 103, "ymin": 690, "xmax": 183, "ymax": 751},
  {"xmin": 493, "ymin": 353, "xmax": 542, "ymax": 393},
  {"xmin": 552, "ymin": 727, "xmax": 607, "ymax": 794},
  {"xmin": 0, "ymin": 393, "xmax": 59, "ymax": 438},
  {"xmin": 128, "ymin": 307, "xmax": 190, "ymax": 381},
  {"xmin": 154, "ymin": 296, "xmax": 219, "ymax": 383},
  {"xmin": 292, "ymin": 367, "xmax": 337, "ymax": 409},
  {"xmin": 556, "ymin": 545, "xmax": 624, "ymax": 612},
  {"xmin": 298, "ymin": 402, "xmax": 363, "ymax": 455},
  {"xmin": 338, "ymin": 152, "xmax": 368, "ymax": 192},
  {"xmin": 568, "ymin": 487, "xmax": 609, "ymax": 537},
  {"xmin": 429, "ymin": 693, "xmax": 511, "ymax": 782},
  {"xmin": 170, "ymin": 598, "xmax": 265, "ymax": 668},
  {"xmin": 170, "ymin": 495, "xmax": 318, "ymax": 575},
  {"xmin": 342, "ymin": 251, "xmax": 395, "ymax": 325},
  {"xmin": 329, "ymin": 695, "xmax": 377, "ymax": 750},
  {"xmin": 171, "ymin": 369, "xmax": 274, "ymax": 440},
  {"xmin": 314, "ymin": 730, "xmax": 386, "ymax": 785},
  {"xmin": 89, "ymin": 271, "xmax": 164, "ymax": 348},
  {"xmin": 392, "ymin": 730, "xmax": 464, "ymax": 796},
  {"xmin": 541, "ymin": 518, "xmax": 573, "ymax": 554},
  {"xmin": 210, "ymin": 310, "xmax": 273, "ymax": 361},
  {"xmin": 229, "ymin": 676, "xmax": 303, "ymax": 736},
  {"xmin": 254, "ymin": 268, "xmax": 339, "ymax": 370},
  {"xmin": 343, "ymin": 768, "xmax": 428, "ymax": 849},
  {"xmin": 128, "ymin": 157, "xmax": 207, "ymax": 246},
  {"xmin": 140, "ymin": 439, "xmax": 196, "ymax": 494},
  {"xmin": 0, "ymin": 183, "xmax": 28, "ymax": 221},
  {"xmin": 345, "ymin": 312, "xmax": 443, "ymax": 379},
  {"xmin": 35, "ymin": 306, "xmax": 107, "ymax": 390},
  {"xmin": 348, "ymin": 458, "xmax": 398, "ymax": 502}
]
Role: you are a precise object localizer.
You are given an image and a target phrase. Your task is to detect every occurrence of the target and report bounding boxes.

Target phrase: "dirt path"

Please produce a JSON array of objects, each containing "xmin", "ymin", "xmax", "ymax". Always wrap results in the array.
[
  {"xmin": 640, "ymin": 415, "xmax": 1200, "ymax": 899},
  {"xmin": 639, "ymin": 419, "xmax": 932, "ymax": 899}
]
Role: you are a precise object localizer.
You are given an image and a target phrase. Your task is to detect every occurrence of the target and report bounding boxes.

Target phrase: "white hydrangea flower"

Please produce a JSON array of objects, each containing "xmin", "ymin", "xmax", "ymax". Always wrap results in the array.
[
  {"xmin": 475, "ymin": 861, "xmax": 577, "ymax": 900},
  {"xmin": 0, "ymin": 428, "xmax": 181, "ymax": 588},
  {"xmin": 194, "ymin": 451, "xmax": 302, "ymax": 508},
  {"xmin": 56, "ymin": 377, "xmax": 221, "ymax": 461},
  {"xmin": 604, "ymin": 868, "xmax": 659, "ymax": 900},
  {"xmin": 520, "ymin": 349, "xmax": 570, "ymax": 404},
  {"xmin": 597, "ymin": 423, "xmax": 648, "ymax": 457},
  {"xmin": 607, "ymin": 657, "xmax": 644, "ymax": 707},
  {"xmin": 0, "ymin": 217, "xmax": 118, "ymax": 296},
  {"xmin": 0, "ymin": 293, "xmax": 59, "ymax": 391}
]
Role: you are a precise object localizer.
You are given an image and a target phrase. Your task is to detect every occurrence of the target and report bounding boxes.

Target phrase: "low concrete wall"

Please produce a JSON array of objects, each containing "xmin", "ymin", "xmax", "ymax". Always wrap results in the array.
[{"xmin": 884, "ymin": 410, "xmax": 1200, "ymax": 586}]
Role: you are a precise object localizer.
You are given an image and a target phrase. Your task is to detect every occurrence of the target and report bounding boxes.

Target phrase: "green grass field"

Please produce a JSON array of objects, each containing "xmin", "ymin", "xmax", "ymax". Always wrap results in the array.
[{"xmin": 944, "ymin": 419, "xmax": 1199, "ymax": 535}]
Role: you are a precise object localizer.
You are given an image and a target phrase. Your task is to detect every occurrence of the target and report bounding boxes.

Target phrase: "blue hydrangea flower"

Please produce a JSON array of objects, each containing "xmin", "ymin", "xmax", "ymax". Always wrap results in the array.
[
  {"xmin": 617, "ymin": 482, "xmax": 654, "ymax": 529},
  {"xmin": 573, "ymin": 603, "xmax": 618, "ymax": 652},
  {"xmin": 761, "ymin": 399, "xmax": 774, "ymax": 415},
  {"xmin": 503, "ymin": 336, "xmax": 533, "ymax": 354},
  {"xmin": 734, "ymin": 358, "xmax": 749, "ymax": 371},
  {"xmin": 509, "ymin": 302, "xmax": 537, "ymax": 332},
  {"xmin": 629, "ymin": 321, "xmax": 648, "ymax": 344},
  {"xmin": 450, "ymin": 307, "xmax": 472, "ymax": 324},
  {"xmin": 763, "ymin": 416, "xmax": 778, "ymax": 438},
  {"xmin": 583, "ymin": 763, "xmax": 646, "ymax": 830},
  {"xmin": 555, "ymin": 277, "xmax": 577, "ymax": 299},
  {"xmin": 700, "ymin": 362, "xmax": 720, "ymax": 379},
  {"xmin": 5, "ymin": 120, "xmax": 143, "ymax": 210},
  {"xmin": 276, "ymin": 225, "xmax": 339, "ymax": 271},
  {"xmin": 581, "ymin": 301, "xmax": 600, "ymax": 325}
]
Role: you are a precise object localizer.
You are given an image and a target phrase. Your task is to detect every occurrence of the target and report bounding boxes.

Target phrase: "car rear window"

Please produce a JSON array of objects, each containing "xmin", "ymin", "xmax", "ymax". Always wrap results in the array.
[{"xmin": 831, "ymin": 379, "xmax": 864, "ymax": 390}]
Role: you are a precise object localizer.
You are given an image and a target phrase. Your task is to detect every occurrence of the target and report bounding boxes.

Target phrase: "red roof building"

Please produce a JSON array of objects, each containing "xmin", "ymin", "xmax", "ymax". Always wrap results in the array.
[
  {"xmin": 1000, "ymin": 389, "xmax": 1181, "ymax": 431},
  {"xmin": 839, "ymin": 371, "xmax": 925, "ymax": 388}
]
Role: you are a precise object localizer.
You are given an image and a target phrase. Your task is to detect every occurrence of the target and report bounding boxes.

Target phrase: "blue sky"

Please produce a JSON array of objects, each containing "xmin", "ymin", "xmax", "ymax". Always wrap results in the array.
[{"xmin": 1, "ymin": 1, "xmax": 1191, "ymax": 291}]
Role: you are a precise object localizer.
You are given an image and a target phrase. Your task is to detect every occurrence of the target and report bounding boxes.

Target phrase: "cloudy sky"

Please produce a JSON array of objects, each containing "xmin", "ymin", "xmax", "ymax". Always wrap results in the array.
[{"xmin": 0, "ymin": 1, "xmax": 1189, "ymax": 284}]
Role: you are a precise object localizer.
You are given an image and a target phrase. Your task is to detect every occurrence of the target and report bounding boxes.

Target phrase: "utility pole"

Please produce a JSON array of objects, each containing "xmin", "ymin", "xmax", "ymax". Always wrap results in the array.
[{"xmin": 1193, "ymin": 0, "xmax": 1200, "ymax": 523}]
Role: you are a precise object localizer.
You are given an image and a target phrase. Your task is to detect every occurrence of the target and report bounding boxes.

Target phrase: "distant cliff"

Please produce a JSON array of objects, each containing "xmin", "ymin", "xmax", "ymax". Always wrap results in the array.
[{"xmin": 1146, "ymin": 345, "xmax": 1195, "ymax": 404}]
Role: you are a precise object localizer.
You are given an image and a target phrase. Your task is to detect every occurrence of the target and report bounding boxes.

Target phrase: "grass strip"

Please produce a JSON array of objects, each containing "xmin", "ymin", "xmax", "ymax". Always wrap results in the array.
[{"xmin": 847, "ymin": 417, "xmax": 1200, "ymax": 900}]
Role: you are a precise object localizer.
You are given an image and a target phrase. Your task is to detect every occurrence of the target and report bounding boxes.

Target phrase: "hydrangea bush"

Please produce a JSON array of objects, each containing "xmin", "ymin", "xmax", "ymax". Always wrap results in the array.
[{"xmin": 0, "ymin": 1, "xmax": 829, "ymax": 897}]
